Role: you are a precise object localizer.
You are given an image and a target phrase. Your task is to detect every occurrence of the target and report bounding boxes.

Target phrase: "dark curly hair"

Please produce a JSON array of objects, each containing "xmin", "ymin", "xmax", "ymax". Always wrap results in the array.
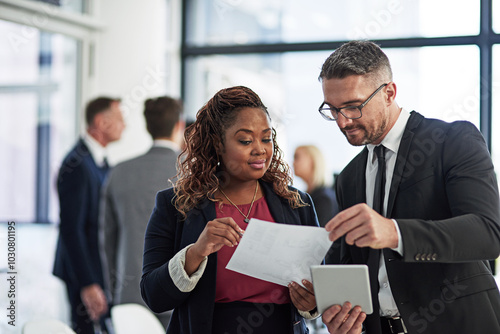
[{"xmin": 174, "ymin": 86, "xmax": 306, "ymax": 218}]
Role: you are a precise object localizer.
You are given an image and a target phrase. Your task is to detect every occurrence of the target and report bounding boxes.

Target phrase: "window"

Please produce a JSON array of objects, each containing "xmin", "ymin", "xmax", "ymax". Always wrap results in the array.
[
  {"xmin": 0, "ymin": 19, "xmax": 79, "ymax": 224},
  {"xmin": 185, "ymin": 0, "xmax": 480, "ymax": 46},
  {"xmin": 182, "ymin": 1, "xmax": 494, "ymax": 187},
  {"xmin": 0, "ymin": 0, "xmax": 104, "ymax": 224},
  {"xmin": 26, "ymin": 0, "xmax": 88, "ymax": 14}
]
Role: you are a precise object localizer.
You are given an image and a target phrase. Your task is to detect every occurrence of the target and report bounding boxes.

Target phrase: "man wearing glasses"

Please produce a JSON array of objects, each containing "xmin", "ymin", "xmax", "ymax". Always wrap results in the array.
[{"xmin": 318, "ymin": 40, "xmax": 500, "ymax": 334}]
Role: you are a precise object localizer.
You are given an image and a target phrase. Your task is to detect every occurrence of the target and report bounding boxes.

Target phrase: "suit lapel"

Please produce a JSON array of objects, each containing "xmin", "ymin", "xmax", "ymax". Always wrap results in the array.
[
  {"xmin": 353, "ymin": 149, "xmax": 371, "ymax": 264},
  {"xmin": 181, "ymin": 199, "xmax": 216, "ymax": 247},
  {"xmin": 79, "ymin": 140, "xmax": 108, "ymax": 185},
  {"xmin": 386, "ymin": 111, "xmax": 423, "ymax": 217},
  {"xmin": 356, "ymin": 149, "xmax": 368, "ymax": 205},
  {"xmin": 260, "ymin": 181, "xmax": 287, "ymax": 224}
]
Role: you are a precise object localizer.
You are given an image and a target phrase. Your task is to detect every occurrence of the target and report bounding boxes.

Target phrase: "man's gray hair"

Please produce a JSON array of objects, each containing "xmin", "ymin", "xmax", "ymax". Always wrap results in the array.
[{"xmin": 319, "ymin": 40, "xmax": 393, "ymax": 85}]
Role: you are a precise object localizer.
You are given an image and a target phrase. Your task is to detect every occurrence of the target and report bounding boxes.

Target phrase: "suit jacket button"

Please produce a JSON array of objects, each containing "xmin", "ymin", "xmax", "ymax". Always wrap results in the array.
[
  {"xmin": 431, "ymin": 253, "xmax": 437, "ymax": 261},
  {"xmin": 426, "ymin": 254, "xmax": 432, "ymax": 261},
  {"xmin": 415, "ymin": 253, "xmax": 421, "ymax": 261}
]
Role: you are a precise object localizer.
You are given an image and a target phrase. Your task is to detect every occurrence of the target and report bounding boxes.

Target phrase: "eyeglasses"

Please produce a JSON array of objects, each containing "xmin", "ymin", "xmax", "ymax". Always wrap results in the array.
[{"xmin": 318, "ymin": 83, "xmax": 388, "ymax": 121}]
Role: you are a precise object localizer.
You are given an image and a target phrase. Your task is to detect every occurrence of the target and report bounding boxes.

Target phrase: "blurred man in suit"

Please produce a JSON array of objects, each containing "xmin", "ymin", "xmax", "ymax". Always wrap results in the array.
[
  {"xmin": 53, "ymin": 97, "xmax": 125, "ymax": 333},
  {"xmin": 99, "ymin": 96, "xmax": 184, "ymax": 328}
]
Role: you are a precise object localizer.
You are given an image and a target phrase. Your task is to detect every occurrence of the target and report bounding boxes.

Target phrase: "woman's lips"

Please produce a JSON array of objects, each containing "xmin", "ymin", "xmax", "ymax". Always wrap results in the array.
[{"xmin": 249, "ymin": 160, "xmax": 266, "ymax": 169}]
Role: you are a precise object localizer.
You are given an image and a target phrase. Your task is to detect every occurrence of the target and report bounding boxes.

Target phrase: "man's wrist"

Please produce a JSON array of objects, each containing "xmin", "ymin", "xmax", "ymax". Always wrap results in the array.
[{"xmin": 391, "ymin": 219, "xmax": 404, "ymax": 255}]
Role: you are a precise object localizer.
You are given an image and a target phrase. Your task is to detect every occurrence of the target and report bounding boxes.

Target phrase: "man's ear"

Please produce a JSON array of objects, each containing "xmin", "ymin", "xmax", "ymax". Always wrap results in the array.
[
  {"xmin": 90, "ymin": 112, "xmax": 105, "ymax": 131},
  {"xmin": 385, "ymin": 82, "xmax": 397, "ymax": 105},
  {"xmin": 174, "ymin": 120, "xmax": 186, "ymax": 134},
  {"xmin": 172, "ymin": 120, "xmax": 186, "ymax": 146}
]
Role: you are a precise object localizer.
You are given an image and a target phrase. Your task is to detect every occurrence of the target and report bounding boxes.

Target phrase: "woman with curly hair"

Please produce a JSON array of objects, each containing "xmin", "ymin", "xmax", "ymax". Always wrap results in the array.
[{"xmin": 141, "ymin": 86, "xmax": 319, "ymax": 334}]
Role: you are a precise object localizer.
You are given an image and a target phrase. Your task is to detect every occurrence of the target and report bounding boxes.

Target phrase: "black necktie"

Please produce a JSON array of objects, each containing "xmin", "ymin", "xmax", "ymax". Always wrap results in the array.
[
  {"xmin": 373, "ymin": 145, "xmax": 386, "ymax": 215},
  {"xmin": 102, "ymin": 157, "xmax": 109, "ymax": 170},
  {"xmin": 369, "ymin": 145, "xmax": 386, "ymax": 318}
]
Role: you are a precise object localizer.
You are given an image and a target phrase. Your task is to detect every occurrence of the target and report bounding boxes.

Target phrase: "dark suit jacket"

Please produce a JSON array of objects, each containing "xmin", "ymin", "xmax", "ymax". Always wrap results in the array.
[
  {"xmin": 336, "ymin": 111, "xmax": 500, "ymax": 334},
  {"xmin": 310, "ymin": 187, "xmax": 341, "ymax": 264},
  {"xmin": 53, "ymin": 139, "xmax": 108, "ymax": 291},
  {"xmin": 310, "ymin": 186, "xmax": 339, "ymax": 227},
  {"xmin": 141, "ymin": 181, "xmax": 319, "ymax": 334}
]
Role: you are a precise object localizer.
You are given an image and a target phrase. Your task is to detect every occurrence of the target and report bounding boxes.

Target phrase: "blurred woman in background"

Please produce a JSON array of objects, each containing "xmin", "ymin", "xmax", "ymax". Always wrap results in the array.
[{"xmin": 293, "ymin": 145, "xmax": 338, "ymax": 227}]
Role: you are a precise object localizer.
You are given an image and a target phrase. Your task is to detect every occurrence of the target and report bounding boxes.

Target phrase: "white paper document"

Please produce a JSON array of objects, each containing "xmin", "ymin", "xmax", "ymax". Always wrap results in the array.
[{"xmin": 226, "ymin": 218, "xmax": 332, "ymax": 286}]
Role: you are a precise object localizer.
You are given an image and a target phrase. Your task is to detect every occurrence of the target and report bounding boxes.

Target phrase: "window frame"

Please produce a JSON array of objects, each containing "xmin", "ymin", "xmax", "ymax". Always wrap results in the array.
[
  {"xmin": 0, "ymin": 0, "xmax": 103, "ymax": 223},
  {"xmin": 180, "ymin": 0, "xmax": 500, "ymax": 150}
]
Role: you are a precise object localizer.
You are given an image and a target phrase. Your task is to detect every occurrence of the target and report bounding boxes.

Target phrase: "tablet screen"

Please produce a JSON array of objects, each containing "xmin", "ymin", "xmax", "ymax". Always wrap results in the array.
[{"xmin": 310, "ymin": 264, "xmax": 373, "ymax": 314}]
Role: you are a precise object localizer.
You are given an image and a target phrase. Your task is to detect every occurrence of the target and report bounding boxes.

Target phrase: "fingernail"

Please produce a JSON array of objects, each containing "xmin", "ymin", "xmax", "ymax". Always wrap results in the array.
[{"xmin": 302, "ymin": 279, "xmax": 307, "ymax": 284}]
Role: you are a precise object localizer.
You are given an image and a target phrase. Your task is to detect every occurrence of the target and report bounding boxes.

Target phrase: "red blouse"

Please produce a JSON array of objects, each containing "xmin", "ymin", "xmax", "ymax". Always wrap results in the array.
[{"xmin": 215, "ymin": 196, "xmax": 291, "ymax": 304}]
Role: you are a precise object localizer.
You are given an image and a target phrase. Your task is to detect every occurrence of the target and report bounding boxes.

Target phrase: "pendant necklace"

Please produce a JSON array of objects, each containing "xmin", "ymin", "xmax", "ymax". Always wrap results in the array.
[{"xmin": 219, "ymin": 181, "xmax": 259, "ymax": 223}]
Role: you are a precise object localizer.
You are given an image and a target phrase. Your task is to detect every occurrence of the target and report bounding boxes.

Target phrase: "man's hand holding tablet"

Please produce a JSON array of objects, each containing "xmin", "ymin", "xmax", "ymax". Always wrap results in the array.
[
  {"xmin": 322, "ymin": 302, "xmax": 366, "ymax": 334},
  {"xmin": 311, "ymin": 265, "xmax": 372, "ymax": 334}
]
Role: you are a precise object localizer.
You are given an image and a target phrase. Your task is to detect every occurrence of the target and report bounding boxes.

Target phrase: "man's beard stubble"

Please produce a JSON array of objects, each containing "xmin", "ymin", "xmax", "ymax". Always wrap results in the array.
[{"xmin": 341, "ymin": 117, "xmax": 388, "ymax": 146}]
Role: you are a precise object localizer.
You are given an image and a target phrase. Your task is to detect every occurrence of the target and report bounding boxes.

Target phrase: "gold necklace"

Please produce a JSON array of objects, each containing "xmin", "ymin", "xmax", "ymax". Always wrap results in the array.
[{"xmin": 219, "ymin": 181, "xmax": 259, "ymax": 223}]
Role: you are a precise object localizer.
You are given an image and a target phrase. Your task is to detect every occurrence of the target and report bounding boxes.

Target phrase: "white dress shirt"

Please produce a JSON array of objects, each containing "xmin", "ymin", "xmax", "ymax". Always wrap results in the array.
[
  {"xmin": 365, "ymin": 108, "xmax": 410, "ymax": 317},
  {"xmin": 82, "ymin": 132, "xmax": 108, "ymax": 167},
  {"xmin": 153, "ymin": 139, "xmax": 181, "ymax": 153}
]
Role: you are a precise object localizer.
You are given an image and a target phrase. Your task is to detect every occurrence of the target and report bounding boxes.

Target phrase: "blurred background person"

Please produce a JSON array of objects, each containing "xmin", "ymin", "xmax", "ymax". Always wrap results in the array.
[
  {"xmin": 99, "ymin": 96, "xmax": 184, "ymax": 329},
  {"xmin": 293, "ymin": 145, "xmax": 339, "ymax": 227},
  {"xmin": 53, "ymin": 97, "xmax": 125, "ymax": 334}
]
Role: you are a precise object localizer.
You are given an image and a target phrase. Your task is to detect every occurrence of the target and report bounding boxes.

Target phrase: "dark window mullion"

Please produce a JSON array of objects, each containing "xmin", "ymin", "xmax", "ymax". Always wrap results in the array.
[{"xmin": 479, "ymin": 0, "xmax": 493, "ymax": 150}]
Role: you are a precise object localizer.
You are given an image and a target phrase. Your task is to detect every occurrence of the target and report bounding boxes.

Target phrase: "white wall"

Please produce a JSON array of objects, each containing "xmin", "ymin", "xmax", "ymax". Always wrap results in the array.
[{"xmin": 93, "ymin": 0, "xmax": 180, "ymax": 164}]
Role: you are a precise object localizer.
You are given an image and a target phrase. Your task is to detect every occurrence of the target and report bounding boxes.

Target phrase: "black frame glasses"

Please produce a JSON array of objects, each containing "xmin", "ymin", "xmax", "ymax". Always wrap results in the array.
[{"xmin": 319, "ymin": 83, "xmax": 388, "ymax": 121}]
